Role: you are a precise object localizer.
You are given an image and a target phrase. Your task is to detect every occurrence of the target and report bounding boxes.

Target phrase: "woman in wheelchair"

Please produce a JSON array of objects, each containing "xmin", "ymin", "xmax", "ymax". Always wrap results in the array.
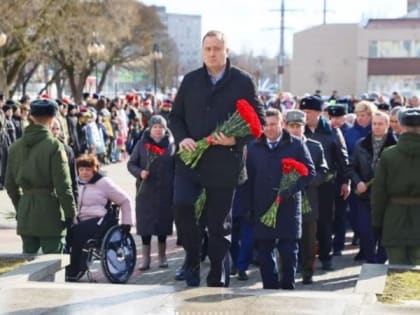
[{"xmin": 65, "ymin": 154, "xmax": 134, "ymax": 282}]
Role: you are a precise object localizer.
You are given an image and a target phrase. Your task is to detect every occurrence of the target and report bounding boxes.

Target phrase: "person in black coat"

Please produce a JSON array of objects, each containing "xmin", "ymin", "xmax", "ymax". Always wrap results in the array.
[
  {"xmin": 300, "ymin": 96, "xmax": 352, "ymax": 271},
  {"xmin": 127, "ymin": 115, "xmax": 175, "ymax": 270},
  {"xmin": 327, "ymin": 104, "xmax": 352, "ymax": 257},
  {"xmin": 169, "ymin": 30, "xmax": 265, "ymax": 287},
  {"xmin": 66, "ymin": 104, "xmax": 81, "ymax": 157},
  {"xmin": 0, "ymin": 111, "xmax": 11, "ymax": 190},
  {"xmin": 2, "ymin": 101, "xmax": 16, "ymax": 144},
  {"xmin": 350, "ymin": 111, "xmax": 396, "ymax": 264},
  {"xmin": 285, "ymin": 110, "xmax": 328, "ymax": 285},
  {"xmin": 50, "ymin": 118, "xmax": 78, "ymax": 203},
  {"xmin": 244, "ymin": 109, "xmax": 315, "ymax": 289}
]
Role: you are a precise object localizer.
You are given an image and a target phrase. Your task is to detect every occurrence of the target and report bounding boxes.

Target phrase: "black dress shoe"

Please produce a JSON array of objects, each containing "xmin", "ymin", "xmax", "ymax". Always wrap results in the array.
[
  {"xmin": 351, "ymin": 235, "xmax": 359, "ymax": 246},
  {"xmin": 237, "ymin": 270, "xmax": 248, "ymax": 281},
  {"xmin": 230, "ymin": 265, "xmax": 238, "ymax": 276},
  {"xmin": 333, "ymin": 250, "xmax": 342, "ymax": 256},
  {"xmin": 302, "ymin": 275, "xmax": 313, "ymax": 284},
  {"xmin": 185, "ymin": 267, "xmax": 200, "ymax": 287},
  {"xmin": 354, "ymin": 251, "xmax": 365, "ymax": 261},
  {"xmin": 322, "ymin": 261, "xmax": 334, "ymax": 271},
  {"xmin": 174, "ymin": 266, "xmax": 185, "ymax": 281}
]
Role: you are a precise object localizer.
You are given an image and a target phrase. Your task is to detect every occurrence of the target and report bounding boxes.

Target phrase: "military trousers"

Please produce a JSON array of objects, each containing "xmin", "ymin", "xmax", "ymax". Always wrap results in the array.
[
  {"xmin": 21, "ymin": 235, "xmax": 64, "ymax": 254},
  {"xmin": 300, "ymin": 220, "xmax": 317, "ymax": 277},
  {"xmin": 386, "ymin": 246, "xmax": 420, "ymax": 265},
  {"xmin": 317, "ymin": 181, "xmax": 335, "ymax": 263}
]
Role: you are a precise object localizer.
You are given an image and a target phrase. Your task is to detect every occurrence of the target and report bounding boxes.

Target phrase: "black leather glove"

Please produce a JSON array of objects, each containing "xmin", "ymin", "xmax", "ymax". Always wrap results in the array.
[
  {"xmin": 372, "ymin": 226, "xmax": 383, "ymax": 239},
  {"xmin": 280, "ymin": 190, "xmax": 292, "ymax": 201},
  {"xmin": 121, "ymin": 224, "xmax": 131, "ymax": 234}
]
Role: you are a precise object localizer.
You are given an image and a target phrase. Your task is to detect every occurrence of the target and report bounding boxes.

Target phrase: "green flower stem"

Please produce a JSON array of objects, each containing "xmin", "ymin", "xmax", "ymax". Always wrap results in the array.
[{"xmin": 194, "ymin": 189, "xmax": 206, "ymax": 224}]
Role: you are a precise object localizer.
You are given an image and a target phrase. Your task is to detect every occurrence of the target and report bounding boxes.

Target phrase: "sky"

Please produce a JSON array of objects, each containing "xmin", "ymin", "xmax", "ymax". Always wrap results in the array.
[{"xmin": 141, "ymin": 0, "xmax": 407, "ymax": 58}]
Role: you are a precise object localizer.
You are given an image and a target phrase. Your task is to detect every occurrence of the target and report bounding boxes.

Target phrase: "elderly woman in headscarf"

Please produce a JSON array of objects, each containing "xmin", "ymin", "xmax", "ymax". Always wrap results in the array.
[{"xmin": 127, "ymin": 115, "xmax": 175, "ymax": 270}]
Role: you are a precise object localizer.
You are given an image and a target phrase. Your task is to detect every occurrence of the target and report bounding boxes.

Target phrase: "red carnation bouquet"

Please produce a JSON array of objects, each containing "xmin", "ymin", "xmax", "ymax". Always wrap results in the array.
[
  {"xmin": 137, "ymin": 143, "xmax": 166, "ymax": 196},
  {"xmin": 179, "ymin": 99, "xmax": 262, "ymax": 169},
  {"xmin": 260, "ymin": 158, "xmax": 309, "ymax": 228}
]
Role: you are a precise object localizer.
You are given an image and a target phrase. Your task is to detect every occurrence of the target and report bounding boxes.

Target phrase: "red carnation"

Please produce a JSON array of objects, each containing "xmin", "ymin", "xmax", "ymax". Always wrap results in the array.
[
  {"xmin": 137, "ymin": 142, "xmax": 166, "ymax": 196},
  {"xmin": 261, "ymin": 157, "xmax": 309, "ymax": 228},
  {"xmin": 179, "ymin": 98, "xmax": 263, "ymax": 169}
]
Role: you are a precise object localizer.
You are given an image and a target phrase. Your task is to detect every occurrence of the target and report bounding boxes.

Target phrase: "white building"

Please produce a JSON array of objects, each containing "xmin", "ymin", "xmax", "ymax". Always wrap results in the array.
[
  {"xmin": 153, "ymin": 6, "xmax": 202, "ymax": 75},
  {"xmin": 167, "ymin": 14, "xmax": 202, "ymax": 74}
]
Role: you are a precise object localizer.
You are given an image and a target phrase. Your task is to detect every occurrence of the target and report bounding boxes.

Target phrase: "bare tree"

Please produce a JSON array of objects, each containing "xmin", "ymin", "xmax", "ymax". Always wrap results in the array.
[{"xmin": 0, "ymin": 0, "xmax": 66, "ymax": 97}]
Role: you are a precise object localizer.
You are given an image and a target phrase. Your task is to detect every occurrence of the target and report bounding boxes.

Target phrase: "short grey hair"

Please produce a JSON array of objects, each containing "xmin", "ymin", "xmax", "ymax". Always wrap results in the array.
[{"xmin": 202, "ymin": 30, "xmax": 227, "ymax": 46}]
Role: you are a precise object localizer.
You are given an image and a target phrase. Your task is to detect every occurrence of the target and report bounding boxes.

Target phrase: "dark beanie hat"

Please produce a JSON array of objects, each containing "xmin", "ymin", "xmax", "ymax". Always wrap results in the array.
[
  {"xmin": 30, "ymin": 99, "xmax": 59, "ymax": 117},
  {"xmin": 300, "ymin": 95, "xmax": 323, "ymax": 111},
  {"xmin": 148, "ymin": 114, "xmax": 167, "ymax": 129},
  {"xmin": 67, "ymin": 103, "xmax": 77, "ymax": 112}
]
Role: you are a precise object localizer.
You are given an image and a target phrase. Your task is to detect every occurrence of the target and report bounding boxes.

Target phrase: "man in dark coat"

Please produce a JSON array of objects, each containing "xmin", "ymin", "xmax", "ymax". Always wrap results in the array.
[
  {"xmin": 300, "ymin": 95, "xmax": 351, "ymax": 271},
  {"xmin": 351, "ymin": 111, "xmax": 396, "ymax": 263},
  {"xmin": 244, "ymin": 109, "xmax": 315, "ymax": 289},
  {"xmin": 169, "ymin": 30, "xmax": 265, "ymax": 287},
  {"xmin": 372, "ymin": 108, "xmax": 420, "ymax": 265},
  {"xmin": 5, "ymin": 99, "xmax": 77, "ymax": 254},
  {"xmin": 285, "ymin": 109, "xmax": 328, "ymax": 284},
  {"xmin": 327, "ymin": 104, "xmax": 351, "ymax": 256}
]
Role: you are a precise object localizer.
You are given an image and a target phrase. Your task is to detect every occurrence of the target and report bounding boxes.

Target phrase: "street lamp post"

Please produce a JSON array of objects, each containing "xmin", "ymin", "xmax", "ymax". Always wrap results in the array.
[
  {"xmin": 87, "ymin": 32, "xmax": 105, "ymax": 94},
  {"xmin": 151, "ymin": 43, "xmax": 162, "ymax": 109}
]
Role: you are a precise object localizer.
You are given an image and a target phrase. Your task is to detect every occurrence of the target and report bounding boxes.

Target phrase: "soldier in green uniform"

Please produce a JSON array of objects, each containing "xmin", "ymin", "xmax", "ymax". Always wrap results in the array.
[
  {"xmin": 372, "ymin": 108, "xmax": 420, "ymax": 265},
  {"xmin": 5, "ymin": 99, "xmax": 77, "ymax": 254}
]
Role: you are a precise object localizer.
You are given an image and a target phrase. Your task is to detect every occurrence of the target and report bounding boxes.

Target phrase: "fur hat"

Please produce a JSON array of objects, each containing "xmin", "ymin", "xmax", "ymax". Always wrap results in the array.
[{"xmin": 300, "ymin": 95, "xmax": 323, "ymax": 111}]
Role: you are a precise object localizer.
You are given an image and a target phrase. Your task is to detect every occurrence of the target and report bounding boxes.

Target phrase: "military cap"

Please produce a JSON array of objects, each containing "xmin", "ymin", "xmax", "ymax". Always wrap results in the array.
[
  {"xmin": 327, "ymin": 104, "xmax": 347, "ymax": 117},
  {"xmin": 300, "ymin": 95, "xmax": 323, "ymax": 111},
  {"xmin": 376, "ymin": 103, "xmax": 390, "ymax": 111},
  {"xmin": 285, "ymin": 109, "xmax": 306, "ymax": 125},
  {"xmin": 30, "ymin": 99, "xmax": 58, "ymax": 117},
  {"xmin": 148, "ymin": 114, "xmax": 167, "ymax": 129},
  {"xmin": 398, "ymin": 108, "xmax": 420, "ymax": 127}
]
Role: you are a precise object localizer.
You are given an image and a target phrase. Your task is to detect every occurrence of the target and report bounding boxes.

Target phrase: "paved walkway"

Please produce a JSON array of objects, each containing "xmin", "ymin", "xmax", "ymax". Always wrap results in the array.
[
  {"xmin": 0, "ymin": 162, "xmax": 363, "ymax": 291},
  {"xmin": 1, "ymin": 162, "xmax": 419, "ymax": 314}
]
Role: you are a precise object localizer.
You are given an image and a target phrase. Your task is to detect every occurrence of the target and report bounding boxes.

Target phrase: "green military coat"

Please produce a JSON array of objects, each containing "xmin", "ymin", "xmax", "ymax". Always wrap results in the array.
[
  {"xmin": 5, "ymin": 123, "xmax": 76, "ymax": 237},
  {"xmin": 371, "ymin": 132, "xmax": 420, "ymax": 247}
]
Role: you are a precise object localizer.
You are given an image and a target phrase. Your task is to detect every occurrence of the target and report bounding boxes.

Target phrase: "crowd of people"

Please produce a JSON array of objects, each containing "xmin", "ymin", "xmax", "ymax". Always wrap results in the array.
[{"xmin": 2, "ymin": 29, "xmax": 420, "ymax": 290}]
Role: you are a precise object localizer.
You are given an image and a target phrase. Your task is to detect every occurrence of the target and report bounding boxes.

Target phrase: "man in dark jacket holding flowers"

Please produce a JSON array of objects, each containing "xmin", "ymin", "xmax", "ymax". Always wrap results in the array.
[
  {"xmin": 244, "ymin": 108, "xmax": 315, "ymax": 289},
  {"xmin": 169, "ymin": 30, "xmax": 265, "ymax": 287}
]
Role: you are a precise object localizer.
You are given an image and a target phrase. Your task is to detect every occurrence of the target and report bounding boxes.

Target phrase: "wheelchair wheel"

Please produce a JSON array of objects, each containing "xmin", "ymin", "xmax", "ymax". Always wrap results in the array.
[{"xmin": 100, "ymin": 225, "xmax": 137, "ymax": 283}]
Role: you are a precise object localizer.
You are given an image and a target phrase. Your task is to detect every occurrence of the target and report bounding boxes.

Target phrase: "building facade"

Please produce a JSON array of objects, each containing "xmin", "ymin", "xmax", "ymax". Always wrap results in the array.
[
  {"xmin": 167, "ymin": 13, "xmax": 202, "ymax": 75},
  {"xmin": 152, "ymin": 6, "xmax": 202, "ymax": 76},
  {"xmin": 286, "ymin": 12, "xmax": 420, "ymax": 97}
]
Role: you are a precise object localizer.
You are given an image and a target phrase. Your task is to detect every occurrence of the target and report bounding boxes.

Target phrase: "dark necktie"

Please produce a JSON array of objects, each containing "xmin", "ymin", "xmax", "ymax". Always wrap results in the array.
[{"xmin": 269, "ymin": 141, "xmax": 278, "ymax": 149}]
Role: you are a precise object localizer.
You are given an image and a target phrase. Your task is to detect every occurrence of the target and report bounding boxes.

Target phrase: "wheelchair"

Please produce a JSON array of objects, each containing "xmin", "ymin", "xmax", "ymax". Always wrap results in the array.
[{"xmin": 82, "ymin": 203, "xmax": 137, "ymax": 284}]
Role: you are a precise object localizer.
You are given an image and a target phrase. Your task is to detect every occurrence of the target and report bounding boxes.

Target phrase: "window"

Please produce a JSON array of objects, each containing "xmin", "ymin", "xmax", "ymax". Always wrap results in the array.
[{"xmin": 368, "ymin": 41, "xmax": 378, "ymax": 57}]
